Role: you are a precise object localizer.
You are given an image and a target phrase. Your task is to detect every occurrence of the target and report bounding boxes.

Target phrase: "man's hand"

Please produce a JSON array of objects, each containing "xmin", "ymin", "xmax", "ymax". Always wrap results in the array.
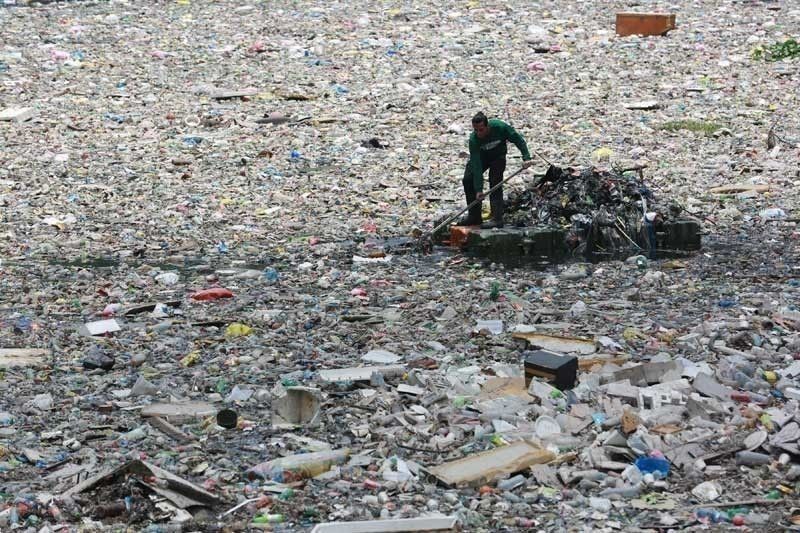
[
  {"xmin": 521, "ymin": 159, "xmax": 534, "ymax": 169},
  {"xmin": 476, "ymin": 192, "xmax": 485, "ymax": 201}
]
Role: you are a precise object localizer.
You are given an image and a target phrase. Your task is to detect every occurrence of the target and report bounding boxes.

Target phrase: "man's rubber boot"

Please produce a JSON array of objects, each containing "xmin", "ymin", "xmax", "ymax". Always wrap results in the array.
[
  {"xmin": 481, "ymin": 219, "xmax": 504, "ymax": 229},
  {"xmin": 457, "ymin": 214, "xmax": 481, "ymax": 226}
]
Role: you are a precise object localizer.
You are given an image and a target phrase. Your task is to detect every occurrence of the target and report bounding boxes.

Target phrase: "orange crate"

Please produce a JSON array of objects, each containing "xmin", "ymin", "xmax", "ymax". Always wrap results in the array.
[{"xmin": 616, "ymin": 13, "xmax": 676, "ymax": 37}]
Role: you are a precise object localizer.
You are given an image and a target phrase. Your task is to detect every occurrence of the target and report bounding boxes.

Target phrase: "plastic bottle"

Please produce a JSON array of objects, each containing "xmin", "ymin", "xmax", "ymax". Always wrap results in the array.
[
  {"xmin": 102, "ymin": 303, "xmax": 123, "ymax": 316},
  {"xmin": 119, "ymin": 426, "xmax": 148, "ymax": 442},
  {"xmin": 48, "ymin": 504, "xmax": 62, "ymax": 521},
  {"xmin": 589, "ymin": 497, "xmax": 612, "ymax": 512},
  {"xmin": 726, "ymin": 510, "xmax": 747, "ymax": 526},
  {"xmin": 497, "ymin": 474, "xmax": 526, "ymax": 491},
  {"xmin": 142, "ymin": 525, "xmax": 183, "ymax": 533},
  {"xmin": 452, "ymin": 396, "xmax": 470, "ymax": 408},
  {"xmin": 569, "ymin": 300, "xmax": 586, "ymax": 317},
  {"xmin": 155, "ymin": 272, "xmax": 179, "ymax": 286},
  {"xmin": 627, "ymin": 434, "xmax": 650, "ymax": 456},
  {"xmin": 253, "ymin": 513, "xmax": 284, "ymax": 524},
  {"xmin": 695, "ymin": 508, "xmax": 728, "ymax": 524},
  {"xmin": 718, "ymin": 361, "xmax": 759, "ymax": 391},
  {"xmin": 751, "ymin": 391, "xmax": 772, "ymax": 404},
  {"xmin": 622, "ymin": 465, "xmax": 643, "ymax": 485},
  {"xmin": 545, "ymin": 435, "xmax": 583, "ymax": 452},
  {"xmin": 599, "ymin": 483, "xmax": 641, "ymax": 499},
  {"xmin": 576, "ymin": 470, "xmax": 607, "ymax": 482},
  {"xmin": 730, "ymin": 391, "xmax": 771, "ymax": 405},
  {"xmin": 744, "ymin": 512, "xmax": 769, "ymax": 525},
  {"xmin": 735, "ymin": 451, "xmax": 771, "ymax": 466},
  {"xmin": 760, "ymin": 208, "xmax": 786, "ymax": 220},
  {"xmin": 151, "ymin": 321, "xmax": 174, "ymax": 334}
]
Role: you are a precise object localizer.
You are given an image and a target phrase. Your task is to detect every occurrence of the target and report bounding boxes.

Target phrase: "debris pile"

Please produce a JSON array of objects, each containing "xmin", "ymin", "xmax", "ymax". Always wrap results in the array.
[{"xmin": 504, "ymin": 165, "xmax": 691, "ymax": 256}]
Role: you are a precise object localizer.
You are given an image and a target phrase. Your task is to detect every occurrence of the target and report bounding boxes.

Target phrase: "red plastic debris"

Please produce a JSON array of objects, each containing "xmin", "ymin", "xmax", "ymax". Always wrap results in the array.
[
  {"xmin": 191, "ymin": 288, "xmax": 234, "ymax": 301},
  {"xmin": 730, "ymin": 392, "xmax": 752, "ymax": 403}
]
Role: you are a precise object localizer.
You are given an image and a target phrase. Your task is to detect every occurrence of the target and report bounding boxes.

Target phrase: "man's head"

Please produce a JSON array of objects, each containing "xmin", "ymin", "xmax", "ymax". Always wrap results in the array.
[{"xmin": 472, "ymin": 112, "xmax": 490, "ymax": 139}]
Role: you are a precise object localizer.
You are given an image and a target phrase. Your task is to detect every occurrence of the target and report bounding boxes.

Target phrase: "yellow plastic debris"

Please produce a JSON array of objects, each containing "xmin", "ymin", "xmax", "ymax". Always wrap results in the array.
[
  {"xmin": 623, "ymin": 328, "xmax": 644, "ymax": 341},
  {"xmin": 592, "ymin": 147, "xmax": 614, "ymax": 162},
  {"xmin": 180, "ymin": 350, "xmax": 200, "ymax": 367},
  {"xmin": 225, "ymin": 323, "xmax": 253, "ymax": 338}
]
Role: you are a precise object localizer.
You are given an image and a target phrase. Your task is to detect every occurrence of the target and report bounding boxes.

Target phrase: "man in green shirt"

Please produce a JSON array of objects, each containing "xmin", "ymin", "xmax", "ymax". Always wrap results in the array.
[{"xmin": 460, "ymin": 112, "xmax": 533, "ymax": 229}]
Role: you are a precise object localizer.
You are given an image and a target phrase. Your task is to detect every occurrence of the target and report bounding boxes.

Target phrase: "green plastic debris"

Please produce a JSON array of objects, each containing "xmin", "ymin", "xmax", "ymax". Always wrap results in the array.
[
  {"xmin": 489, "ymin": 281, "xmax": 500, "ymax": 301},
  {"xmin": 753, "ymin": 39, "xmax": 800, "ymax": 61}
]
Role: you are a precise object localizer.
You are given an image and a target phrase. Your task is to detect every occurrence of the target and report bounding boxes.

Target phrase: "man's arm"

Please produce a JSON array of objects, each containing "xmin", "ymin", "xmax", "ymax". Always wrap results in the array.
[
  {"xmin": 468, "ymin": 137, "xmax": 485, "ymax": 191},
  {"xmin": 503, "ymin": 122, "xmax": 532, "ymax": 162}
]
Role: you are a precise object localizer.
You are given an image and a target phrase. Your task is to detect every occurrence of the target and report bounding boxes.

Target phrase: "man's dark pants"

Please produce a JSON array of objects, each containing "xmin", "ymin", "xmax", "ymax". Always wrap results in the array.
[{"xmin": 462, "ymin": 157, "xmax": 506, "ymax": 223}]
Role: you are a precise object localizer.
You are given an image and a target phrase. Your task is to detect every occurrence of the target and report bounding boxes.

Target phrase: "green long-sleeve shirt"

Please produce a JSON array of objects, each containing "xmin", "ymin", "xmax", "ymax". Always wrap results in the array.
[{"xmin": 468, "ymin": 119, "xmax": 531, "ymax": 190}]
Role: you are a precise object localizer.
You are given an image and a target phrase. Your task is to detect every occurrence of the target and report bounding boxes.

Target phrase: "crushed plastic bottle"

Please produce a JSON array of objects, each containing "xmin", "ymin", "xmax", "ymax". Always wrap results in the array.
[
  {"xmin": 760, "ymin": 208, "xmax": 787, "ymax": 220},
  {"xmin": 497, "ymin": 474, "xmax": 526, "ymax": 491},
  {"xmin": 569, "ymin": 300, "xmax": 587, "ymax": 317},
  {"xmin": 695, "ymin": 508, "xmax": 729, "ymax": 524},
  {"xmin": 589, "ymin": 497, "xmax": 612, "ymax": 512},
  {"xmin": 253, "ymin": 513, "xmax": 284, "ymax": 524},
  {"xmin": 599, "ymin": 483, "xmax": 641, "ymax": 499},
  {"xmin": 263, "ymin": 267, "xmax": 280, "ymax": 284}
]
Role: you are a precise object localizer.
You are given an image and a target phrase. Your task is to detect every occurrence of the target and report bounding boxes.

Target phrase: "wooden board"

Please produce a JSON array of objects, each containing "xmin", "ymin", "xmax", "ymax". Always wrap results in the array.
[
  {"xmin": 140, "ymin": 401, "xmax": 216, "ymax": 423},
  {"xmin": 318, "ymin": 365, "xmax": 405, "ymax": 383},
  {"xmin": 310, "ymin": 517, "xmax": 458, "ymax": 533},
  {"xmin": 512, "ymin": 332, "xmax": 597, "ymax": 354},
  {"xmin": 428, "ymin": 441, "xmax": 555, "ymax": 487},
  {"xmin": 708, "ymin": 184, "xmax": 770, "ymax": 194},
  {"xmin": 0, "ymin": 348, "xmax": 50, "ymax": 368}
]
